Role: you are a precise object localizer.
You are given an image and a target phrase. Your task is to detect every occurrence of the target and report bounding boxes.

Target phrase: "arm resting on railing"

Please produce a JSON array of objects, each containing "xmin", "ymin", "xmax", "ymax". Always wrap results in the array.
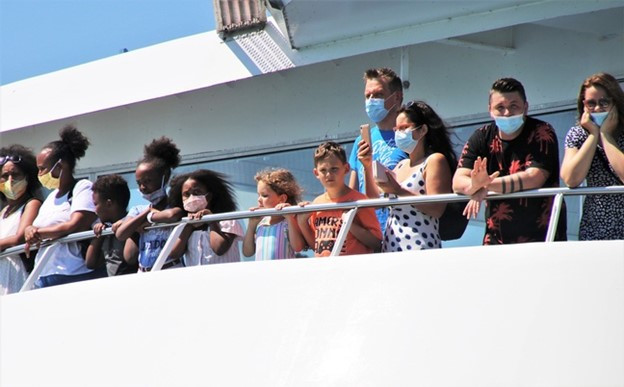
[
  {"xmin": 349, "ymin": 221, "xmax": 382, "ymax": 252},
  {"xmin": 560, "ymin": 135, "xmax": 598, "ymax": 187},
  {"xmin": 487, "ymin": 167, "xmax": 549, "ymax": 194},
  {"xmin": 24, "ymin": 210, "xmax": 96, "ymax": 250}
]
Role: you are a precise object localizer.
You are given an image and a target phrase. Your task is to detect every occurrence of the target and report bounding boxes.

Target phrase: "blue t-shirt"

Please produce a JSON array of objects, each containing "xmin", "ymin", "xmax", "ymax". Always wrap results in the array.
[
  {"xmin": 128, "ymin": 205, "xmax": 173, "ymax": 269},
  {"xmin": 348, "ymin": 126, "xmax": 407, "ymax": 231}
]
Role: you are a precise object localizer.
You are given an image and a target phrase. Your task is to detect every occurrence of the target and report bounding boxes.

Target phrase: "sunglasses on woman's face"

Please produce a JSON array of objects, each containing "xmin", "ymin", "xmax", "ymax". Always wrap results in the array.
[
  {"xmin": 0, "ymin": 155, "xmax": 22, "ymax": 166},
  {"xmin": 583, "ymin": 98, "xmax": 611, "ymax": 110}
]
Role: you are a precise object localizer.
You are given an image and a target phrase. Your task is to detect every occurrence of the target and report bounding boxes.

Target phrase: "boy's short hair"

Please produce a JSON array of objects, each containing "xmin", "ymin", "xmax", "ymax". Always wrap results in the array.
[
  {"xmin": 314, "ymin": 141, "xmax": 347, "ymax": 166},
  {"xmin": 92, "ymin": 174, "xmax": 130, "ymax": 209}
]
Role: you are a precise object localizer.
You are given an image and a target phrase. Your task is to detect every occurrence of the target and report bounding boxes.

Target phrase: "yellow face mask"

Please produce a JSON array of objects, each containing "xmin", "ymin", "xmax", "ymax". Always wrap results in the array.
[
  {"xmin": 38, "ymin": 159, "xmax": 62, "ymax": 190},
  {"xmin": 0, "ymin": 178, "xmax": 28, "ymax": 200}
]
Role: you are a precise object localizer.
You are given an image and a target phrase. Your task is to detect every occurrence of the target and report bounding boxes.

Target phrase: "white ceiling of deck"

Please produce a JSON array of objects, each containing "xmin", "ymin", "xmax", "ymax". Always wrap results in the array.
[{"xmin": 268, "ymin": 0, "xmax": 623, "ymax": 49}]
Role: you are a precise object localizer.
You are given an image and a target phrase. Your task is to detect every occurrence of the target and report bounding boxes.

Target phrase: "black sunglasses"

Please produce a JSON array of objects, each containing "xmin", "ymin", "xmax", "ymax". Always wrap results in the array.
[{"xmin": 0, "ymin": 155, "xmax": 22, "ymax": 165}]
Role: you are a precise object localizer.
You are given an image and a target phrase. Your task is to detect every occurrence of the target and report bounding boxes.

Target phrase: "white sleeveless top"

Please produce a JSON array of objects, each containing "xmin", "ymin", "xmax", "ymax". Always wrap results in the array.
[
  {"xmin": 382, "ymin": 157, "xmax": 441, "ymax": 252},
  {"xmin": 184, "ymin": 220, "xmax": 244, "ymax": 266},
  {"xmin": 0, "ymin": 204, "xmax": 28, "ymax": 295}
]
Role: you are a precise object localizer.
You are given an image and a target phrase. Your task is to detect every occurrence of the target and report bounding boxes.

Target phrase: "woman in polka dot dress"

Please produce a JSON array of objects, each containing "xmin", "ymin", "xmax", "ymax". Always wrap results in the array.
[{"xmin": 356, "ymin": 101, "xmax": 457, "ymax": 252}]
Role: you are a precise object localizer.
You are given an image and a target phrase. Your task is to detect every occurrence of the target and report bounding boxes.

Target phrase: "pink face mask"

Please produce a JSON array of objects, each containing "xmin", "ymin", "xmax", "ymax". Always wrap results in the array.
[{"xmin": 183, "ymin": 194, "xmax": 208, "ymax": 213}]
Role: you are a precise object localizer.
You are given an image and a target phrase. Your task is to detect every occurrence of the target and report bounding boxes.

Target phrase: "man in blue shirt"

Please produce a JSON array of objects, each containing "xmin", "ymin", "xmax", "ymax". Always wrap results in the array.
[{"xmin": 348, "ymin": 67, "xmax": 408, "ymax": 233}]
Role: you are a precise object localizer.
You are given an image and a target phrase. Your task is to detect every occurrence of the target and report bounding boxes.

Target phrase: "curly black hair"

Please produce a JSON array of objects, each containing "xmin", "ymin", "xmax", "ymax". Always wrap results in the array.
[
  {"xmin": 92, "ymin": 174, "xmax": 130, "ymax": 210},
  {"xmin": 42, "ymin": 124, "xmax": 90, "ymax": 172},
  {"xmin": 138, "ymin": 137, "xmax": 181, "ymax": 180}
]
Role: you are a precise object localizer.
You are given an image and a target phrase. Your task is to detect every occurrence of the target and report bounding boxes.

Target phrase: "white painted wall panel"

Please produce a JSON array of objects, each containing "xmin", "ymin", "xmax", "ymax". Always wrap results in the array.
[
  {"xmin": 0, "ymin": 18, "xmax": 622, "ymax": 171},
  {"xmin": 1, "ymin": 241, "xmax": 623, "ymax": 386}
]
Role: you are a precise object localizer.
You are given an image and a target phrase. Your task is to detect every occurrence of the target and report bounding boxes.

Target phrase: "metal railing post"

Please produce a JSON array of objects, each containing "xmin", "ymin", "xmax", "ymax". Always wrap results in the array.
[
  {"xmin": 330, "ymin": 208, "xmax": 358, "ymax": 257},
  {"xmin": 150, "ymin": 223, "xmax": 188, "ymax": 271},
  {"xmin": 545, "ymin": 193, "xmax": 564, "ymax": 242}
]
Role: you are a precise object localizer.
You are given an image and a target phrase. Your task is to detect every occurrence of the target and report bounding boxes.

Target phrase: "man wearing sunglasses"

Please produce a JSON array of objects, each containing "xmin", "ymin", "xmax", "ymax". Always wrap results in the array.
[{"xmin": 453, "ymin": 77, "xmax": 567, "ymax": 245}]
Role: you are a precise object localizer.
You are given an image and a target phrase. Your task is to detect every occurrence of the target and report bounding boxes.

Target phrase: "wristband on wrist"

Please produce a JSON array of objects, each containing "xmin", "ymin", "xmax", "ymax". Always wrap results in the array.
[{"xmin": 146, "ymin": 212, "xmax": 155, "ymax": 224}]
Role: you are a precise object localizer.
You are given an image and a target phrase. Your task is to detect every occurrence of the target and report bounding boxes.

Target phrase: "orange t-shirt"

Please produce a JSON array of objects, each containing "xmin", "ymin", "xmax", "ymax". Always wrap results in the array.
[{"xmin": 309, "ymin": 189, "xmax": 382, "ymax": 257}]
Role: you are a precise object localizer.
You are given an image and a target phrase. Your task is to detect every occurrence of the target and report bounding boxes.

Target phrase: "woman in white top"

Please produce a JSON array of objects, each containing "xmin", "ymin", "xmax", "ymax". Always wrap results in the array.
[
  {"xmin": 0, "ymin": 145, "xmax": 42, "ymax": 294},
  {"xmin": 357, "ymin": 101, "xmax": 457, "ymax": 252},
  {"xmin": 24, "ymin": 125, "xmax": 105, "ymax": 288}
]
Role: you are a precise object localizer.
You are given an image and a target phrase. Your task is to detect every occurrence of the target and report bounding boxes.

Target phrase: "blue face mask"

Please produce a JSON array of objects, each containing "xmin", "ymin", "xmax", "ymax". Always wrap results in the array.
[
  {"xmin": 494, "ymin": 114, "xmax": 525, "ymax": 135},
  {"xmin": 394, "ymin": 128, "xmax": 419, "ymax": 154},
  {"xmin": 366, "ymin": 94, "xmax": 395, "ymax": 123},
  {"xmin": 591, "ymin": 112, "xmax": 609, "ymax": 127}
]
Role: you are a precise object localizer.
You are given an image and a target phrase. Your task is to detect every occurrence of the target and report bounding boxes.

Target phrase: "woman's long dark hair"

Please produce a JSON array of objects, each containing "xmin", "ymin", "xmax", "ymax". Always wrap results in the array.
[{"xmin": 398, "ymin": 100, "xmax": 458, "ymax": 173}]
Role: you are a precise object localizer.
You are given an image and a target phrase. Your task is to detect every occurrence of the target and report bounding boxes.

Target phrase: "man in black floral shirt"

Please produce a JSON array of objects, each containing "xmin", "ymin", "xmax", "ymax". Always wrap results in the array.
[{"xmin": 453, "ymin": 78, "xmax": 566, "ymax": 244}]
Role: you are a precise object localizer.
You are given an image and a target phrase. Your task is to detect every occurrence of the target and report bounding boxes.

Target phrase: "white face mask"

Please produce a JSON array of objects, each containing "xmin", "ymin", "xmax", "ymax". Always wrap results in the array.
[
  {"xmin": 394, "ymin": 128, "xmax": 419, "ymax": 154},
  {"xmin": 141, "ymin": 175, "xmax": 167, "ymax": 205},
  {"xmin": 183, "ymin": 194, "xmax": 208, "ymax": 213}
]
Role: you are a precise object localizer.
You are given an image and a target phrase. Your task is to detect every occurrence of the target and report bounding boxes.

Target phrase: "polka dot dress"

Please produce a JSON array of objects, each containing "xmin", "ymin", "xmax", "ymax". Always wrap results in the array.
[
  {"xmin": 382, "ymin": 158, "xmax": 441, "ymax": 252},
  {"xmin": 565, "ymin": 125, "xmax": 624, "ymax": 240}
]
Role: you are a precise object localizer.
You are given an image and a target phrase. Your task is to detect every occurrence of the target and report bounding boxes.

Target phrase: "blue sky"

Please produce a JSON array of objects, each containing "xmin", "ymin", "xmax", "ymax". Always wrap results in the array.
[{"xmin": 0, "ymin": 0, "xmax": 215, "ymax": 85}]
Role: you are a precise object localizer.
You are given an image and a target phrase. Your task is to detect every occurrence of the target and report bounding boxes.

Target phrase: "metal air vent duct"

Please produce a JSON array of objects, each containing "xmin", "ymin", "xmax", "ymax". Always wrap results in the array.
[{"xmin": 213, "ymin": 0, "xmax": 267, "ymax": 38}]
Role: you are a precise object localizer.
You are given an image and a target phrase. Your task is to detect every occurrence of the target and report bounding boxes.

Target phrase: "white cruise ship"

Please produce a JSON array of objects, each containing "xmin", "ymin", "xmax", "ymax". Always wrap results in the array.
[{"xmin": 1, "ymin": 1, "xmax": 623, "ymax": 386}]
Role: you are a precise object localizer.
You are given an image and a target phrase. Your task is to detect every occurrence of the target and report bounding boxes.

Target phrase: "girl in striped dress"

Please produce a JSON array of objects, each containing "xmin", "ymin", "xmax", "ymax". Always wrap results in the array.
[{"xmin": 243, "ymin": 169, "xmax": 304, "ymax": 260}]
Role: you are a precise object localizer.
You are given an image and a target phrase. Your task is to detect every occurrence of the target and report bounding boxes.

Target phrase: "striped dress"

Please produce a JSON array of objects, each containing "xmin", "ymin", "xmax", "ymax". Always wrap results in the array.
[{"xmin": 254, "ymin": 217, "xmax": 295, "ymax": 260}]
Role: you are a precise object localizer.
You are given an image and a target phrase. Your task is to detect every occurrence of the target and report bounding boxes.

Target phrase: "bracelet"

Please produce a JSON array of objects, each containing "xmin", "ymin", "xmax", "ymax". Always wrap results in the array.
[{"xmin": 146, "ymin": 212, "xmax": 155, "ymax": 224}]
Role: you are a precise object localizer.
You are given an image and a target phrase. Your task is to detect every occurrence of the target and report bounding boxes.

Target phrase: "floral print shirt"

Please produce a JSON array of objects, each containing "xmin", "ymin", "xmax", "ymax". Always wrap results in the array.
[{"xmin": 458, "ymin": 117, "xmax": 567, "ymax": 244}]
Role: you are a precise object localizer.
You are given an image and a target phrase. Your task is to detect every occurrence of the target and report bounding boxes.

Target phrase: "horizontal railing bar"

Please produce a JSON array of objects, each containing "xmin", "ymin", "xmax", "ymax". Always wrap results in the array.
[{"xmin": 2, "ymin": 185, "xmax": 623, "ymax": 260}]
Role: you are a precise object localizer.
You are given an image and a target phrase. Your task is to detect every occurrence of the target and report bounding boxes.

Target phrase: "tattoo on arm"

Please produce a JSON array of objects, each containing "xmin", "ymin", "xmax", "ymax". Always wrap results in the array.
[{"xmin": 503, "ymin": 174, "xmax": 525, "ymax": 193}]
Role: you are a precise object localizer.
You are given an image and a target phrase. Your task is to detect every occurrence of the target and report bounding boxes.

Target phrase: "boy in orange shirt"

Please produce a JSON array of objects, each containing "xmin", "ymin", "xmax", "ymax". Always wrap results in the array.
[{"xmin": 296, "ymin": 142, "xmax": 382, "ymax": 257}]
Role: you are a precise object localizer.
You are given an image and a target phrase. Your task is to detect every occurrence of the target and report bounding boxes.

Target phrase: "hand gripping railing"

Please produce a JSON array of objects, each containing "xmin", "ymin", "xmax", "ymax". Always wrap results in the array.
[{"xmin": 2, "ymin": 185, "xmax": 623, "ymax": 292}]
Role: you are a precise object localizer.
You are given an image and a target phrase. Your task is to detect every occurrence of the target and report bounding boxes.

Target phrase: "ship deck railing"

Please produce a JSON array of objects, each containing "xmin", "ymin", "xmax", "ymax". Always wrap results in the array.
[{"xmin": 2, "ymin": 185, "xmax": 623, "ymax": 293}]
